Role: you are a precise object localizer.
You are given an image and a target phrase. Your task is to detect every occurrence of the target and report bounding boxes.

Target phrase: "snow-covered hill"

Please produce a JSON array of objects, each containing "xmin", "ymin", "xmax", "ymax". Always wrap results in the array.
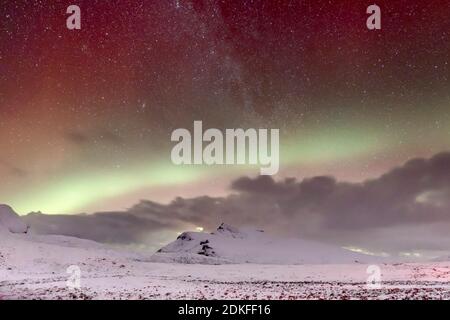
[
  {"xmin": 150, "ymin": 223, "xmax": 380, "ymax": 264},
  {"xmin": 0, "ymin": 205, "xmax": 29, "ymax": 234},
  {"xmin": 0, "ymin": 204, "xmax": 140, "ymax": 280}
]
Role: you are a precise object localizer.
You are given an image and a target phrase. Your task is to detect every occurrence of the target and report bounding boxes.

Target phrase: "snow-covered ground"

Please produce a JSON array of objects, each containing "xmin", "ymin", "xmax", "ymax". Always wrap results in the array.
[{"xmin": 1, "ymin": 206, "xmax": 450, "ymax": 300}]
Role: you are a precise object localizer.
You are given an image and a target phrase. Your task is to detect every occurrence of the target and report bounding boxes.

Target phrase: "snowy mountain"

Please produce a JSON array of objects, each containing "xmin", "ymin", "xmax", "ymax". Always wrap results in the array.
[
  {"xmin": 0, "ymin": 205, "xmax": 29, "ymax": 234},
  {"xmin": 150, "ymin": 223, "xmax": 380, "ymax": 265}
]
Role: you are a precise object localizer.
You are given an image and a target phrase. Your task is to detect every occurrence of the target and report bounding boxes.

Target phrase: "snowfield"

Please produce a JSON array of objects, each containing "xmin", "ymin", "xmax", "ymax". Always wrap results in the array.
[{"xmin": 1, "ymin": 207, "xmax": 450, "ymax": 300}]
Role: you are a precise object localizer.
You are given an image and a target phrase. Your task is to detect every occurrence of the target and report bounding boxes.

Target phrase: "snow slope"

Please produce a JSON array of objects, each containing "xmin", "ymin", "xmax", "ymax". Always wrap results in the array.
[
  {"xmin": 150, "ymin": 223, "xmax": 380, "ymax": 264},
  {"xmin": 2, "ymin": 212, "xmax": 450, "ymax": 300},
  {"xmin": 0, "ymin": 227, "xmax": 140, "ymax": 283},
  {"xmin": 0, "ymin": 205, "xmax": 29, "ymax": 234},
  {"xmin": 0, "ymin": 204, "xmax": 139, "ymax": 282}
]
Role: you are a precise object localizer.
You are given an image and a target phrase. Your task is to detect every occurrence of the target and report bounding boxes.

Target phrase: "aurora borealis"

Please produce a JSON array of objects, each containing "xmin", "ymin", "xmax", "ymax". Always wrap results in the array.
[{"xmin": 1, "ymin": 0, "xmax": 450, "ymax": 215}]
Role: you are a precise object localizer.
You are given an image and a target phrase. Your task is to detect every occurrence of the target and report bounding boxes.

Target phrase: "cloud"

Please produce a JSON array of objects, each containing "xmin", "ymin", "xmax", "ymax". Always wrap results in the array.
[
  {"xmin": 24, "ymin": 207, "xmax": 183, "ymax": 250},
  {"xmin": 23, "ymin": 152, "xmax": 450, "ymax": 256}
]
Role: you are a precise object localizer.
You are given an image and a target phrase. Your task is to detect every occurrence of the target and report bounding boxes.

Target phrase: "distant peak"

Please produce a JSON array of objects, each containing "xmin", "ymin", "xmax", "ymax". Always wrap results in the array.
[
  {"xmin": 215, "ymin": 223, "xmax": 245, "ymax": 239},
  {"xmin": 217, "ymin": 223, "xmax": 237, "ymax": 232}
]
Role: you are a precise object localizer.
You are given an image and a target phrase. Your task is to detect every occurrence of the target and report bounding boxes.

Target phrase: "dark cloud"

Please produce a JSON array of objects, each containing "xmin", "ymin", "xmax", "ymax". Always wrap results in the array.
[
  {"xmin": 24, "ymin": 208, "xmax": 181, "ymax": 249},
  {"xmin": 231, "ymin": 175, "xmax": 299, "ymax": 195},
  {"xmin": 24, "ymin": 152, "xmax": 450, "ymax": 256}
]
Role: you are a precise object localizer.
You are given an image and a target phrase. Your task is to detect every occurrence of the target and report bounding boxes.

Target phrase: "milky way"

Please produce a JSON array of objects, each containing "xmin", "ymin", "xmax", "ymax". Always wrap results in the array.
[{"xmin": 1, "ymin": 0, "xmax": 450, "ymax": 214}]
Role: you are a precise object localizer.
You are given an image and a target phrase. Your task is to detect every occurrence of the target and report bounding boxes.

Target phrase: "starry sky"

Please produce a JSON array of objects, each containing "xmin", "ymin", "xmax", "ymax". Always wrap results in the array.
[{"xmin": 1, "ymin": 0, "xmax": 450, "ymax": 215}]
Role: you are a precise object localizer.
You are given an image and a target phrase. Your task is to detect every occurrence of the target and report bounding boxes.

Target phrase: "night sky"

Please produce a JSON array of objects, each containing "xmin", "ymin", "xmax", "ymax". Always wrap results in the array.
[{"xmin": 1, "ymin": 0, "xmax": 450, "ymax": 215}]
